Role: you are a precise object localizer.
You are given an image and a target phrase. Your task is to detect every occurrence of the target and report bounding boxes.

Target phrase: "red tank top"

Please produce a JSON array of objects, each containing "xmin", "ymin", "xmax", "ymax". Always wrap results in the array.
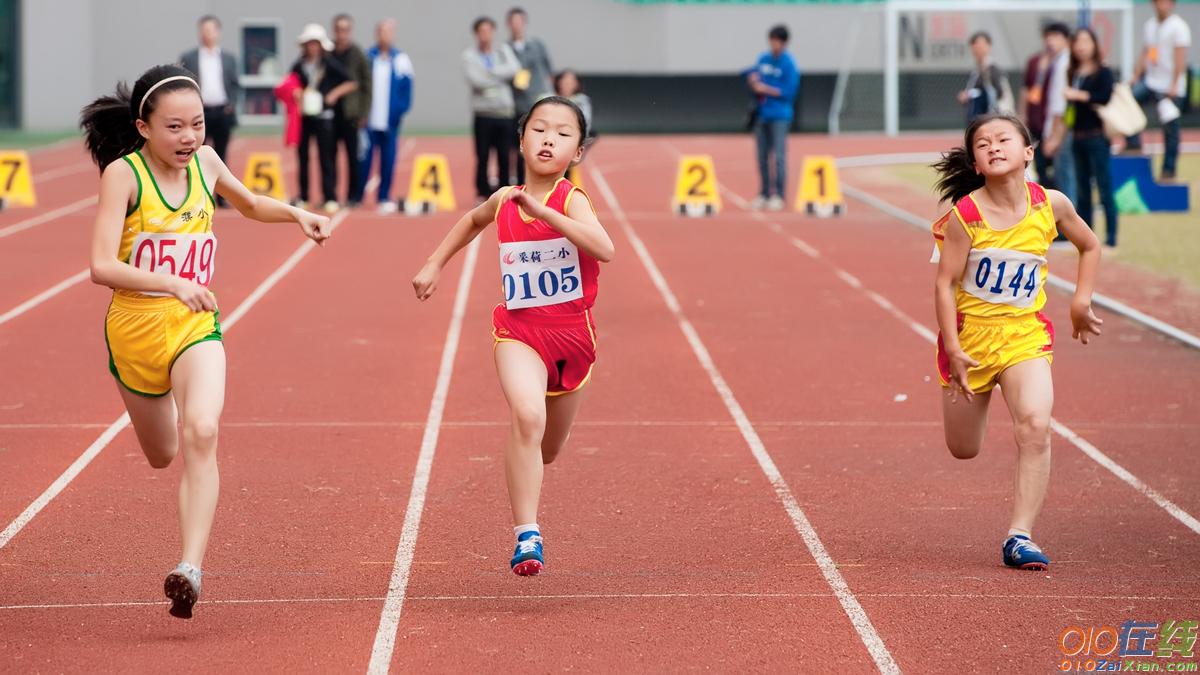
[{"xmin": 495, "ymin": 178, "xmax": 600, "ymax": 316}]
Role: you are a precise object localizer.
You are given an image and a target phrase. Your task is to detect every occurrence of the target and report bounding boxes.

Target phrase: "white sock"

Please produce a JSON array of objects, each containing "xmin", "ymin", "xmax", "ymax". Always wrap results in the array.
[
  {"xmin": 1007, "ymin": 528, "xmax": 1031, "ymax": 540},
  {"xmin": 514, "ymin": 523, "xmax": 540, "ymax": 538}
]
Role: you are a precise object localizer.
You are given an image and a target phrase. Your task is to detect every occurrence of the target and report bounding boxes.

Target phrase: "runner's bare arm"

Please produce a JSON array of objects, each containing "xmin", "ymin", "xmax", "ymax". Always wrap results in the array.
[
  {"xmin": 412, "ymin": 188, "xmax": 505, "ymax": 301},
  {"xmin": 934, "ymin": 211, "xmax": 978, "ymax": 399},
  {"xmin": 199, "ymin": 146, "xmax": 330, "ymax": 245},
  {"xmin": 1048, "ymin": 189, "xmax": 1103, "ymax": 343},
  {"xmin": 505, "ymin": 188, "xmax": 614, "ymax": 262}
]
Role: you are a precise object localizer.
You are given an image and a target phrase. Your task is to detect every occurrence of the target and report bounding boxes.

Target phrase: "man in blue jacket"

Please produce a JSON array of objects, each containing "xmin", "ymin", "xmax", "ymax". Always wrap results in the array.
[
  {"xmin": 747, "ymin": 24, "xmax": 800, "ymax": 211},
  {"xmin": 359, "ymin": 19, "xmax": 414, "ymax": 213}
]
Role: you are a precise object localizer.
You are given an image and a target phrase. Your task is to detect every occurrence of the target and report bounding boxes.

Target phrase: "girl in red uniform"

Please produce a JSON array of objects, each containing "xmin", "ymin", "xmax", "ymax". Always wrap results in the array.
[{"xmin": 413, "ymin": 96, "xmax": 614, "ymax": 575}]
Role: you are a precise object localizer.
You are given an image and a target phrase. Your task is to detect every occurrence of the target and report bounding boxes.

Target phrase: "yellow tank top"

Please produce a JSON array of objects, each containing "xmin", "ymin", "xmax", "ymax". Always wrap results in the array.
[
  {"xmin": 931, "ymin": 181, "xmax": 1057, "ymax": 318},
  {"xmin": 117, "ymin": 151, "xmax": 216, "ymax": 299}
]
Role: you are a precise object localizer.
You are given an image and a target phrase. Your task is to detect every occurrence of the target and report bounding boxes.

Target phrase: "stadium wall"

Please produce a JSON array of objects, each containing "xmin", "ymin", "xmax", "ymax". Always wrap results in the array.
[{"xmin": 17, "ymin": 0, "xmax": 1200, "ymax": 133}]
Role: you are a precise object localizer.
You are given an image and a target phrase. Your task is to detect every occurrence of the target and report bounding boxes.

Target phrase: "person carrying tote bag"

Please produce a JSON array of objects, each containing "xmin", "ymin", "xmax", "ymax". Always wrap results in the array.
[{"xmin": 1095, "ymin": 82, "xmax": 1147, "ymax": 138}]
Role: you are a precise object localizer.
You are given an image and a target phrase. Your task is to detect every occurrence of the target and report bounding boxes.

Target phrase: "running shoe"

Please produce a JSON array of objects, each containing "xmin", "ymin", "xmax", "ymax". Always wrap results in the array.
[
  {"xmin": 510, "ymin": 531, "xmax": 544, "ymax": 576},
  {"xmin": 1003, "ymin": 535, "xmax": 1050, "ymax": 571},
  {"xmin": 164, "ymin": 562, "xmax": 202, "ymax": 619}
]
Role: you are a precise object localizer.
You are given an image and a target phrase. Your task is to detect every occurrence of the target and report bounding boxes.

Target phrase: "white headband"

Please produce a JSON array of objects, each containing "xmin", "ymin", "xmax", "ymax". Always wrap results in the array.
[{"xmin": 138, "ymin": 75, "xmax": 200, "ymax": 117}]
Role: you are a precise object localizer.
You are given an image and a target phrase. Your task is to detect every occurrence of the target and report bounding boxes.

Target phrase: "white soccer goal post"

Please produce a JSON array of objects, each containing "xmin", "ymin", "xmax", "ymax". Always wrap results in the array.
[{"xmin": 838, "ymin": 0, "xmax": 1135, "ymax": 135}]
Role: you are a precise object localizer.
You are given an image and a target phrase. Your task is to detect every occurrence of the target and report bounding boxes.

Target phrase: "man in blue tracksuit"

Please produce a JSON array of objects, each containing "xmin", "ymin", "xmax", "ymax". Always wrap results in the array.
[
  {"xmin": 747, "ymin": 24, "xmax": 800, "ymax": 211},
  {"xmin": 359, "ymin": 19, "xmax": 414, "ymax": 213}
]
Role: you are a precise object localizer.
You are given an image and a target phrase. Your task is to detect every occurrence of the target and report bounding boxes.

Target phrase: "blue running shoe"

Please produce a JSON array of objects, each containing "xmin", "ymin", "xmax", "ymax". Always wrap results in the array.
[
  {"xmin": 1003, "ymin": 535, "xmax": 1050, "ymax": 571},
  {"xmin": 510, "ymin": 531, "xmax": 544, "ymax": 576}
]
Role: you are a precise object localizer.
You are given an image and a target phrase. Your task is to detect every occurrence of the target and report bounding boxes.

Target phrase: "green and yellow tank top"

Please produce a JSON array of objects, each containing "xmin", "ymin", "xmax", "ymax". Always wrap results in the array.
[{"xmin": 117, "ymin": 150, "xmax": 217, "ymax": 299}]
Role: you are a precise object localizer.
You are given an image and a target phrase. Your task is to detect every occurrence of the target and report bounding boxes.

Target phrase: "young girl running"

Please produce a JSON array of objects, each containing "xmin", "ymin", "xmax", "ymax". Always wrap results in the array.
[
  {"xmin": 931, "ymin": 113, "xmax": 1103, "ymax": 571},
  {"xmin": 82, "ymin": 64, "xmax": 330, "ymax": 618},
  {"xmin": 412, "ymin": 96, "xmax": 613, "ymax": 576}
]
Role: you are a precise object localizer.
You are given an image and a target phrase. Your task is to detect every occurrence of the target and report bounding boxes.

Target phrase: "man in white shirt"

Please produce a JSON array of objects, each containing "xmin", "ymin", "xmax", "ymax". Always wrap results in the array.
[
  {"xmin": 360, "ymin": 19, "xmax": 414, "ymax": 214},
  {"xmin": 180, "ymin": 16, "xmax": 240, "ymax": 204},
  {"xmin": 1127, "ymin": 0, "xmax": 1192, "ymax": 180},
  {"xmin": 1041, "ymin": 45, "xmax": 1077, "ymax": 209}
]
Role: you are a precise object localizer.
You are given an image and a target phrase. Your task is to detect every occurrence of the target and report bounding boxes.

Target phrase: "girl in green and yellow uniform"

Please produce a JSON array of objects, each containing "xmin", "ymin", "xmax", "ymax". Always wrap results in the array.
[{"xmin": 81, "ymin": 64, "xmax": 330, "ymax": 618}]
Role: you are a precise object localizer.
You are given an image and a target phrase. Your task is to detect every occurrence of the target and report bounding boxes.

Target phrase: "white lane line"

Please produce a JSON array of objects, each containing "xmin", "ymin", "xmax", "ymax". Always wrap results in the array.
[
  {"xmin": 36, "ymin": 162, "xmax": 93, "ymax": 182},
  {"xmin": 0, "ymin": 205, "xmax": 357, "ymax": 552},
  {"xmin": 366, "ymin": 237, "xmax": 480, "ymax": 675},
  {"xmin": 839, "ymin": 181, "xmax": 1200, "ymax": 351},
  {"xmin": 739, "ymin": 191, "xmax": 1200, "ymax": 538},
  {"xmin": 591, "ymin": 166, "xmax": 901, "ymax": 675},
  {"xmin": 4, "ymin": 591, "xmax": 1198, "ymax": 612},
  {"xmin": 0, "ymin": 269, "xmax": 89, "ymax": 326},
  {"xmin": 17, "ymin": 419, "xmax": 1197, "ymax": 431},
  {"xmin": 0, "ymin": 196, "xmax": 98, "ymax": 239}
]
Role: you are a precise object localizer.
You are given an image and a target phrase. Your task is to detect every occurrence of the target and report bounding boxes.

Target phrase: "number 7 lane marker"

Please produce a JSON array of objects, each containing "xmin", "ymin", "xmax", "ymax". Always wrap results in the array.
[{"xmin": 590, "ymin": 165, "xmax": 901, "ymax": 675}]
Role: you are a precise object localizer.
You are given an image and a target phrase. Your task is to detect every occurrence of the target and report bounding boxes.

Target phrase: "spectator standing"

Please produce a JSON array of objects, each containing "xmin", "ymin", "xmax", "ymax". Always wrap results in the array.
[
  {"xmin": 330, "ymin": 13, "xmax": 372, "ymax": 207},
  {"xmin": 506, "ymin": 7, "xmax": 554, "ymax": 184},
  {"xmin": 291, "ymin": 24, "xmax": 355, "ymax": 213},
  {"xmin": 1065, "ymin": 28, "xmax": 1118, "ymax": 247},
  {"xmin": 746, "ymin": 24, "xmax": 799, "ymax": 211},
  {"xmin": 360, "ymin": 19, "xmax": 414, "ymax": 213},
  {"xmin": 180, "ymin": 15, "xmax": 240, "ymax": 206},
  {"xmin": 554, "ymin": 69, "xmax": 593, "ymax": 187},
  {"xmin": 1020, "ymin": 23, "xmax": 1071, "ymax": 189},
  {"xmin": 1127, "ymin": 0, "xmax": 1191, "ymax": 181},
  {"xmin": 1043, "ymin": 38, "xmax": 1078, "ymax": 210},
  {"xmin": 958, "ymin": 31, "xmax": 1013, "ymax": 124},
  {"xmin": 554, "ymin": 69, "xmax": 592, "ymax": 134},
  {"xmin": 462, "ymin": 16, "xmax": 520, "ymax": 202}
]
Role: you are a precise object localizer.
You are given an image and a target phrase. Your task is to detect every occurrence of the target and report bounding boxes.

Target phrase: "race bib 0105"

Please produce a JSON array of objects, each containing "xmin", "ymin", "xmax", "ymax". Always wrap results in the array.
[
  {"xmin": 130, "ymin": 232, "xmax": 218, "ymax": 297},
  {"xmin": 961, "ymin": 247, "xmax": 1045, "ymax": 309},
  {"xmin": 499, "ymin": 237, "xmax": 583, "ymax": 310}
]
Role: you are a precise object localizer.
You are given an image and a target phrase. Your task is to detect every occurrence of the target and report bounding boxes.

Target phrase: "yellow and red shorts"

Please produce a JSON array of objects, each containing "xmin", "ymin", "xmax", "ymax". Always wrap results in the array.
[
  {"xmin": 936, "ymin": 312, "xmax": 1054, "ymax": 394},
  {"xmin": 492, "ymin": 304, "xmax": 597, "ymax": 396},
  {"xmin": 104, "ymin": 293, "xmax": 222, "ymax": 397}
]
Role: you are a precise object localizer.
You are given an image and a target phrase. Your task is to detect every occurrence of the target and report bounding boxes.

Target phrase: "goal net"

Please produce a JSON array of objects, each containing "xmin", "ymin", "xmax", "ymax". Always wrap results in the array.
[{"xmin": 828, "ymin": 0, "xmax": 1135, "ymax": 135}]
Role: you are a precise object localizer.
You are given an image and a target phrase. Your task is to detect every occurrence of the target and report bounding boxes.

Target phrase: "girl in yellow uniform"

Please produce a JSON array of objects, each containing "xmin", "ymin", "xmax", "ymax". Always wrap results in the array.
[
  {"xmin": 931, "ymin": 113, "xmax": 1103, "ymax": 571},
  {"xmin": 81, "ymin": 64, "xmax": 330, "ymax": 618}
]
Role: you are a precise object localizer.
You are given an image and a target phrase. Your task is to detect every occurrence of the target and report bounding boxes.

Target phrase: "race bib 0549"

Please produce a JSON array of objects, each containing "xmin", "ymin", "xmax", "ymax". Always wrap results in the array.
[{"xmin": 130, "ymin": 232, "xmax": 218, "ymax": 297}]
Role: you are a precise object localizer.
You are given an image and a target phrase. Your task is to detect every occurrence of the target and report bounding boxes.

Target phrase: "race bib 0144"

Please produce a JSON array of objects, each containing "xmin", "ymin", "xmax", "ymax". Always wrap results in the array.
[
  {"xmin": 962, "ymin": 247, "xmax": 1045, "ymax": 309},
  {"xmin": 499, "ymin": 237, "xmax": 583, "ymax": 310}
]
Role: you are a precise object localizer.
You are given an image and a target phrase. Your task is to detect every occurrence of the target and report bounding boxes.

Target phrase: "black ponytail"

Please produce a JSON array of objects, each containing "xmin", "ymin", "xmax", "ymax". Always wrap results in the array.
[
  {"xmin": 80, "ymin": 64, "xmax": 200, "ymax": 172},
  {"xmin": 932, "ymin": 113, "xmax": 1033, "ymax": 205}
]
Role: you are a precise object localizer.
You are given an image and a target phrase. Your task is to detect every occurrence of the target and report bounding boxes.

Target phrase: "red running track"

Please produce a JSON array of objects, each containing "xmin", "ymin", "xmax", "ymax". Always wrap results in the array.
[{"xmin": 0, "ymin": 133, "xmax": 1196, "ymax": 673}]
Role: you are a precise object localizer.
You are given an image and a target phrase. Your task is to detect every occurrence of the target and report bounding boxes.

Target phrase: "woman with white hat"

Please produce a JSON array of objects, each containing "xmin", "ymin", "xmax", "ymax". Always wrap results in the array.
[{"xmin": 290, "ymin": 23, "xmax": 356, "ymax": 213}]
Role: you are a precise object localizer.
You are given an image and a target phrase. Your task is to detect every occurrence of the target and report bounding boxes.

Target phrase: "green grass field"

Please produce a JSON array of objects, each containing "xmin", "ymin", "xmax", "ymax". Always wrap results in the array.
[{"xmin": 885, "ymin": 156, "xmax": 1200, "ymax": 289}]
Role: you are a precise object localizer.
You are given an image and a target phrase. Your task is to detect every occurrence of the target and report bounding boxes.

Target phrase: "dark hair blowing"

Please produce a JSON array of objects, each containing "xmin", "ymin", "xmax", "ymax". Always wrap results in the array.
[
  {"xmin": 932, "ymin": 113, "xmax": 1033, "ymax": 205},
  {"xmin": 79, "ymin": 64, "xmax": 201, "ymax": 172}
]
